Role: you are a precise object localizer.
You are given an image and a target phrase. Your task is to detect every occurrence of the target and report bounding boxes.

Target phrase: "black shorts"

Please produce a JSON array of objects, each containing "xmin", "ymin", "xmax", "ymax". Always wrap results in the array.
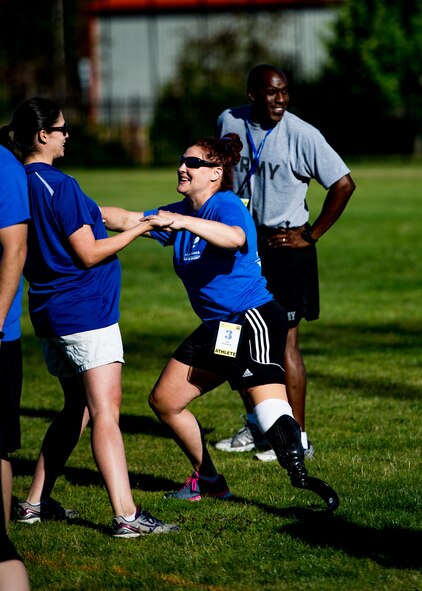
[
  {"xmin": 0, "ymin": 339, "xmax": 23, "ymax": 458},
  {"xmin": 258, "ymin": 239, "xmax": 319, "ymax": 328},
  {"xmin": 172, "ymin": 300, "xmax": 288, "ymax": 390},
  {"xmin": 0, "ymin": 534, "xmax": 23, "ymax": 563}
]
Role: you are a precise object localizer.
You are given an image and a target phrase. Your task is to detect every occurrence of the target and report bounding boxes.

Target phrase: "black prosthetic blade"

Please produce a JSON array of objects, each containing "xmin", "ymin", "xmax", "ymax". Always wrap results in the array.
[{"xmin": 293, "ymin": 475, "xmax": 340, "ymax": 511}]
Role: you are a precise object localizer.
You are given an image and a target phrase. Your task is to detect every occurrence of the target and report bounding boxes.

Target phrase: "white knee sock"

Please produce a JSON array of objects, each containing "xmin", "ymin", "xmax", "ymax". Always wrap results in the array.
[{"xmin": 253, "ymin": 399, "xmax": 294, "ymax": 434}]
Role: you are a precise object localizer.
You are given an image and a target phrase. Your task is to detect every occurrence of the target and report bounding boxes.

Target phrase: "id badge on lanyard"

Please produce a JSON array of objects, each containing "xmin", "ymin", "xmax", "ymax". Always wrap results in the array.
[{"xmin": 214, "ymin": 321, "xmax": 242, "ymax": 357}]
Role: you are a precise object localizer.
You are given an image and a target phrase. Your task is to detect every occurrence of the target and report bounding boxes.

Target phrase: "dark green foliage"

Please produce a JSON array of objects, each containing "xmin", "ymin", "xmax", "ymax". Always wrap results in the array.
[
  {"xmin": 150, "ymin": 1, "xmax": 422, "ymax": 159},
  {"xmin": 308, "ymin": 0, "xmax": 422, "ymax": 154},
  {"xmin": 150, "ymin": 16, "xmax": 293, "ymax": 164},
  {"xmin": 62, "ymin": 125, "xmax": 135, "ymax": 168},
  {"xmin": 0, "ymin": 0, "xmax": 85, "ymax": 110}
]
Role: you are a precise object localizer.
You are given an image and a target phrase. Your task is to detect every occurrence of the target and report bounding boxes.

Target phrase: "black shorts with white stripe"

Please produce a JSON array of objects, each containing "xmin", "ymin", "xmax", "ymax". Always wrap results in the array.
[{"xmin": 172, "ymin": 300, "xmax": 288, "ymax": 390}]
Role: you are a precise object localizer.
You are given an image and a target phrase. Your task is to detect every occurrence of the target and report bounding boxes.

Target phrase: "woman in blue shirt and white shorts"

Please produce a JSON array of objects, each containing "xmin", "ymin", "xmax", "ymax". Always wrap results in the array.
[{"xmin": 5, "ymin": 97, "xmax": 179, "ymax": 538}]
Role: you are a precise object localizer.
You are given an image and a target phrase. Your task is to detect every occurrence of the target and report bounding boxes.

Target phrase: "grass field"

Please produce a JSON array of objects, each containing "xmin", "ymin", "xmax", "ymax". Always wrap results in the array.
[{"xmin": 9, "ymin": 161, "xmax": 422, "ymax": 591}]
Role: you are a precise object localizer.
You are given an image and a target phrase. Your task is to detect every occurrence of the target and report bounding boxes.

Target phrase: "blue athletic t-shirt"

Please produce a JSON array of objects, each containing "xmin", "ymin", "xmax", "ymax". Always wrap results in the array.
[
  {"xmin": 146, "ymin": 190, "xmax": 272, "ymax": 325},
  {"xmin": 24, "ymin": 163, "xmax": 121, "ymax": 337},
  {"xmin": 0, "ymin": 145, "xmax": 30, "ymax": 341}
]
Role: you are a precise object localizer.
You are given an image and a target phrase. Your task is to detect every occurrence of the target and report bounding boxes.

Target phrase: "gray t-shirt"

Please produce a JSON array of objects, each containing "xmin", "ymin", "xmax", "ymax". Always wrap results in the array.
[{"xmin": 217, "ymin": 106, "xmax": 350, "ymax": 228}]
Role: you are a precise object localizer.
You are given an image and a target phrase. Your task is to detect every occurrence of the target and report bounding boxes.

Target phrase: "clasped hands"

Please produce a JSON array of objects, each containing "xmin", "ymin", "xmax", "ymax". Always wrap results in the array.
[{"xmin": 141, "ymin": 210, "xmax": 185, "ymax": 231}]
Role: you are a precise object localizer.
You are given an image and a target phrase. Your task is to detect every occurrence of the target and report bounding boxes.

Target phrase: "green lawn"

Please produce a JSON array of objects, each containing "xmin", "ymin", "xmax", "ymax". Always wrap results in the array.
[{"xmin": 9, "ymin": 161, "xmax": 422, "ymax": 591}]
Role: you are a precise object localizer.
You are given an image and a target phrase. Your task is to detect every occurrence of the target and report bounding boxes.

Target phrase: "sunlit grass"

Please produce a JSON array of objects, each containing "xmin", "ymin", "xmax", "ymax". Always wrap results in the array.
[{"xmin": 10, "ymin": 162, "xmax": 422, "ymax": 590}]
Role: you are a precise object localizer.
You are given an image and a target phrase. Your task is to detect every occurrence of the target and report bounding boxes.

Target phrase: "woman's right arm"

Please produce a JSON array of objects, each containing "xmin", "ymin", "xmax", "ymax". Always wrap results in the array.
[{"xmin": 68, "ymin": 220, "xmax": 152, "ymax": 268}]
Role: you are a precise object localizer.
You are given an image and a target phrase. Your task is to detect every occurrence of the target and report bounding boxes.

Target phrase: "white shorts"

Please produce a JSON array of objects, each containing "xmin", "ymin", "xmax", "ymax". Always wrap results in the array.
[{"xmin": 39, "ymin": 323, "xmax": 124, "ymax": 378}]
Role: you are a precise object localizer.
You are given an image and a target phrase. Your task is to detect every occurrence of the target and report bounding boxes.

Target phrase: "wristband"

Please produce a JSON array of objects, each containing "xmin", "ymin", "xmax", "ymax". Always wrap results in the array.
[{"xmin": 301, "ymin": 226, "xmax": 318, "ymax": 244}]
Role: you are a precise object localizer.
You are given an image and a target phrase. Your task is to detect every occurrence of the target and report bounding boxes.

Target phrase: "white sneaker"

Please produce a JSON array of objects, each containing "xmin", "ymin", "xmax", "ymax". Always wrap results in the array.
[
  {"xmin": 112, "ymin": 506, "xmax": 180, "ymax": 538},
  {"xmin": 254, "ymin": 449, "xmax": 277, "ymax": 462},
  {"xmin": 254, "ymin": 442, "xmax": 315, "ymax": 462},
  {"xmin": 304, "ymin": 441, "xmax": 315, "ymax": 460},
  {"xmin": 215, "ymin": 422, "xmax": 268, "ymax": 452}
]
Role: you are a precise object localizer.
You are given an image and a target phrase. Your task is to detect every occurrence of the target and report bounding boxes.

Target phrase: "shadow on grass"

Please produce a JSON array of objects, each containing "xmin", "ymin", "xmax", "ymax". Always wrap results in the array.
[
  {"xmin": 13, "ymin": 456, "xmax": 184, "ymax": 492},
  {"xmin": 302, "ymin": 319, "xmax": 422, "ymax": 350},
  {"xmin": 11, "ymin": 495, "xmax": 112, "ymax": 537},
  {"xmin": 310, "ymin": 370, "xmax": 421, "ymax": 401},
  {"xmin": 280, "ymin": 509, "xmax": 422, "ymax": 571},
  {"xmin": 12, "ymin": 463, "xmax": 421, "ymax": 568},
  {"xmin": 123, "ymin": 320, "xmax": 422, "ymax": 367},
  {"xmin": 19, "ymin": 407, "xmax": 60, "ymax": 420},
  {"xmin": 21, "ymin": 322, "xmax": 422, "ymax": 405},
  {"xmin": 301, "ymin": 322, "xmax": 422, "ymax": 400},
  {"xmin": 19, "ymin": 408, "xmax": 213, "ymax": 441},
  {"xmin": 123, "ymin": 332, "xmax": 183, "ymax": 365},
  {"xmin": 231, "ymin": 497, "xmax": 421, "ymax": 570}
]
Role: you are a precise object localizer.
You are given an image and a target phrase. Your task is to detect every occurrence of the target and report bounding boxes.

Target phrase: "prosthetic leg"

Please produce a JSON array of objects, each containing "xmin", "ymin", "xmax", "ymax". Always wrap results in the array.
[{"xmin": 265, "ymin": 415, "xmax": 339, "ymax": 511}]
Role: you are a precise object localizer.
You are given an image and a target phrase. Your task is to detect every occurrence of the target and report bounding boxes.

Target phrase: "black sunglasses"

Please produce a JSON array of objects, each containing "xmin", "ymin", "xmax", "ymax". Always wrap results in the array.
[
  {"xmin": 179, "ymin": 155, "xmax": 220, "ymax": 169},
  {"xmin": 46, "ymin": 123, "xmax": 68, "ymax": 136}
]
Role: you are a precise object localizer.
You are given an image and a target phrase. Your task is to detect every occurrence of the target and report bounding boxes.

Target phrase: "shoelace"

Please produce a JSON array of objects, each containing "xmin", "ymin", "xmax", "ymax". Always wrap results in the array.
[
  {"xmin": 179, "ymin": 473, "xmax": 199, "ymax": 492},
  {"xmin": 138, "ymin": 509, "xmax": 162, "ymax": 525},
  {"xmin": 237, "ymin": 426, "xmax": 250, "ymax": 436}
]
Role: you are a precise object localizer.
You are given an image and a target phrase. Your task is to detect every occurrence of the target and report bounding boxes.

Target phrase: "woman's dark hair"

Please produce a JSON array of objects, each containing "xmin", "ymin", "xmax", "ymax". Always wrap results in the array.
[
  {"xmin": 193, "ymin": 133, "xmax": 243, "ymax": 192},
  {"xmin": 0, "ymin": 97, "xmax": 61, "ymax": 161}
]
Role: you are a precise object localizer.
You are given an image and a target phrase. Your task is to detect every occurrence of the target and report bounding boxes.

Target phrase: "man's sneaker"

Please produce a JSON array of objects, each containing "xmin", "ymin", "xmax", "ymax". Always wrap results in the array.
[
  {"xmin": 215, "ymin": 422, "xmax": 268, "ymax": 452},
  {"xmin": 165, "ymin": 471, "xmax": 232, "ymax": 501},
  {"xmin": 16, "ymin": 498, "xmax": 79, "ymax": 524},
  {"xmin": 254, "ymin": 449, "xmax": 277, "ymax": 462},
  {"xmin": 304, "ymin": 441, "xmax": 315, "ymax": 460},
  {"xmin": 112, "ymin": 506, "xmax": 180, "ymax": 538},
  {"xmin": 254, "ymin": 442, "xmax": 315, "ymax": 462}
]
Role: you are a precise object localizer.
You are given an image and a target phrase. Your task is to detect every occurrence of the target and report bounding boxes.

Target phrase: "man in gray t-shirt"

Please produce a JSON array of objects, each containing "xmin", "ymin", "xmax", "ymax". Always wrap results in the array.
[{"xmin": 215, "ymin": 64, "xmax": 355, "ymax": 460}]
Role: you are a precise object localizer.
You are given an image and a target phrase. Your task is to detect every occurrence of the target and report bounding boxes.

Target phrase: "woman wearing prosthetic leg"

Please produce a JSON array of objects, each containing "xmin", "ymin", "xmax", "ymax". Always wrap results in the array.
[{"xmin": 138, "ymin": 133, "xmax": 339, "ymax": 510}]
